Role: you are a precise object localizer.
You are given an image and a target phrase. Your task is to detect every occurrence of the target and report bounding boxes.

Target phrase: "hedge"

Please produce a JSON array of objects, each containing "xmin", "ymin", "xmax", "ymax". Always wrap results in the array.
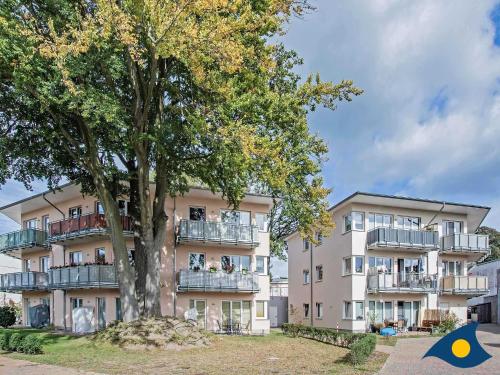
[
  {"xmin": 8, "ymin": 333, "xmax": 23, "ymax": 351},
  {"xmin": 0, "ymin": 332, "xmax": 11, "ymax": 351},
  {"xmin": 282, "ymin": 323, "xmax": 376, "ymax": 365},
  {"xmin": 0, "ymin": 332, "xmax": 43, "ymax": 354},
  {"xmin": 20, "ymin": 334, "xmax": 43, "ymax": 354}
]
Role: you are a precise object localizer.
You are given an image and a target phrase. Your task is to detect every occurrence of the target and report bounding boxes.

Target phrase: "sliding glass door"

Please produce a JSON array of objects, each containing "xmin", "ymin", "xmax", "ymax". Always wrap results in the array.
[
  {"xmin": 222, "ymin": 300, "xmax": 251, "ymax": 327},
  {"xmin": 397, "ymin": 300, "xmax": 421, "ymax": 327}
]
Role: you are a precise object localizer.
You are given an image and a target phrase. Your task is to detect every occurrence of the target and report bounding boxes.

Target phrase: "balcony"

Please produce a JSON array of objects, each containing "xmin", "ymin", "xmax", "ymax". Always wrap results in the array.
[
  {"xmin": 48, "ymin": 213, "xmax": 134, "ymax": 244},
  {"xmin": 48, "ymin": 264, "xmax": 118, "ymax": 289},
  {"xmin": 0, "ymin": 272, "xmax": 48, "ymax": 292},
  {"xmin": 0, "ymin": 229, "xmax": 48, "ymax": 258},
  {"xmin": 367, "ymin": 227, "xmax": 439, "ymax": 252},
  {"xmin": 440, "ymin": 234, "xmax": 490, "ymax": 260},
  {"xmin": 177, "ymin": 220, "xmax": 260, "ymax": 248},
  {"xmin": 367, "ymin": 272, "xmax": 437, "ymax": 294},
  {"xmin": 440, "ymin": 275, "xmax": 489, "ymax": 296},
  {"xmin": 177, "ymin": 269, "xmax": 260, "ymax": 293}
]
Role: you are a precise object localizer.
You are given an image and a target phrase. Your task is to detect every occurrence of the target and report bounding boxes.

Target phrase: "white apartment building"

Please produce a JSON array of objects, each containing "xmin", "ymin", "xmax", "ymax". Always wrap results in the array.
[{"xmin": 287, "ymin": 192, "xmax": 490, "ymax": 332}]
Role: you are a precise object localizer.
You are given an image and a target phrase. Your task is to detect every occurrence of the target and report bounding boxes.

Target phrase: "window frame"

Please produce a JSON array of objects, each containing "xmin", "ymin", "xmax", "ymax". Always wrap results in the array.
[
  {"xmin": 23, "ymin": 218, "xmax": 38, "ymax": 230},
  {"xmin": 343, "ymin": 256, "xmax": 364, "ymax": 275},
  {"xmin": 315, "ymin": 302, "xmax": 323, "ymax": 319},
  {"xmin": 343, "ymin": 211, "xmax": 365, "ymax": 233},
  {"xmin": 41, "ymin": 215, "xmax": 50, "ymax": 232},
  {"xmin": 303, "ymin": 303, "xmax": 310, "ymax": 318},
  {"xmin": 315, "ymin": 265, "xmax": 323, "ymax": 282},
  {"xmin": 344, "ymin": 300, "xmax": 365, "ymax": 320},
  {"xmin": 255, "ymin": 213, "xmax": 269, "ymax": 232},
  {"xmin": 443, "ymin": 220, "xmax": 463, "ymax": 235},
  {"xmin": 368, "ymin": 213, "xmax": 393, "ymax": 230},
  {"xmin": 303, "ymin": 269, "xmax": 310, "ymax": 284},
  {"xmin": 221, "ymin": 254, "xmax": 251, "ymax": 273},
  {"xmin": 256, "ymin": 256, "xmax": 267, "ymax": 275},
  {"xmin": 256, "ymin": 300, "xmax": 267, "ymax": 319},
  {"xmin": 39, "ymin": 256, "xmax": 50, "ymax": 273},
  {"xmin": 68, "ymin": 206, "xmax": 82, "ymax": 218},
  {"xmin": 303, "ymin": 239, "xmax": 311, "ymax": 251},
  {"xmin": 189, "ymin": 252, "xmax": 206, "ymax": 271},
  {"xmin": 189, "ymin": 206, "xmax": 206, "ymax": 221},
  {"xmin": 69, "ymin": 251, "xmax": 83, "ymax": 266},
  {"xmin": 95, "ymin": 247, "xmax": 106, "ymax": 264}
]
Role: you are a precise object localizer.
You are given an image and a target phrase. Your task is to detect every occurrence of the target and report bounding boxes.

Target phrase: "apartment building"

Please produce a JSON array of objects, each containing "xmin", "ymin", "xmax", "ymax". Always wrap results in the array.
[
  {"xmin": 0, "ymin": 183, "xmax": 272, "ymax": 334},
  {"xmin": 287, "ymin": 192, "xmax": 490, "ymax": 332}
]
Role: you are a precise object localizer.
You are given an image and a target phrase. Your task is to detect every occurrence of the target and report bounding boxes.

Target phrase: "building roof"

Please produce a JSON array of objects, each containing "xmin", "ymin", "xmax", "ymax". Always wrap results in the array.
[{"xmin": 0, "ymin": 183, "xmax": 274, "ymax": 225}]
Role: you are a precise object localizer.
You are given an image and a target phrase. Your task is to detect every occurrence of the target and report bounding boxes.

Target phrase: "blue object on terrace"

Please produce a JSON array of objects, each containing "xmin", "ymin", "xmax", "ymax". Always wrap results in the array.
[{"xmin": 380, "ymin": 327, "xmax": 396, "ymax": 336}]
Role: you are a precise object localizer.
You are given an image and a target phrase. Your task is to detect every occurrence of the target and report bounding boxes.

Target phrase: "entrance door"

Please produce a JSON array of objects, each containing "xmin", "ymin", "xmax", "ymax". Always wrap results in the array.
[
  {"xmin": 189, "ymin": 300, "xmax": 206, "ymax": 329},
  {"xmin": 269, "ymin": 304, "xmax": 278, "ymax": 327},
  {"xmin": 97, "ymin": 298, "xmax": 106, "ymax": 330}
]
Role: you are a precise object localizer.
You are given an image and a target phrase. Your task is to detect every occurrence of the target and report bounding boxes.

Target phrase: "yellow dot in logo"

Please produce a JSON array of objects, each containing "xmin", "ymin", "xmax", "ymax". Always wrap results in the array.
[{"xmin": 451, "ymin": 339, "xmax": 471, "ymax": 358}]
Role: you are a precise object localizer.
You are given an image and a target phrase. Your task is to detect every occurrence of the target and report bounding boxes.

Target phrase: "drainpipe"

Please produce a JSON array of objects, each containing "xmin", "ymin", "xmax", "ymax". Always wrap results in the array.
[
  {"xmin": 173, "ymin": 196, "xmax": 177, "ymax": 317},
  {"xmin": 63, "ymin": 290, "xmax": 67, "ymax": 331},
  {"xmin": 425, "ymin": 202, "xmax": 445, "ymax": 316},
  {"xmin": 42, "ymin": 192, "xmax": 65, "ymax": 220},
  {"xmin": 310, "ymin": 241, "xmax": 313, "ymax": 326}
]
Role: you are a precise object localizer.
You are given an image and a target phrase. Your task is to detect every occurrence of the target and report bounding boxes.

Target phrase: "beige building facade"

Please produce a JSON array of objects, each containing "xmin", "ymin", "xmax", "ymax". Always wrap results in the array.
[
  {"xmin": 0, "ymin": 184, "xmax": 272, "ymax": 334},
  {"xmin": 287, "ymin": 192, "xmax": 490, "ymax": 332}
]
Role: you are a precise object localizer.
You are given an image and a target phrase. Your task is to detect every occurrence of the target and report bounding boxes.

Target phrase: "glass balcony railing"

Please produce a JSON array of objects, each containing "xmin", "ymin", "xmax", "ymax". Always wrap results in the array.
[
  {"xmin": 440, "ymin": 275, "xmax": 489, "ymax": 295},
  {"xmin": 440, "ymin": 234, "xmax": 490, "ymax": 255},
  {"xmin": 49, "ymin": 213, "xmax": 134, "ymax": 242},
  {"xmin": 178, "ymin": 269, "xmax": 260, "ymax": 293},
  {"xmin": 0, "ymin": 229, "xmax": 48, "ymax": 253},
  {"xmin": 48, "ymin": 264, "xmax": 118, "ymax": 289},
  {"xmin": 0, "ymin": 272, "xmax": 48, "ymax": 292},
  {"xmin": 177, "ymin": 220, "xmax": 260, "ymax": 247},
  {"xmin": 367, "ymin": 272, "xmax": 437, "ymax": 293},
  {"xmin": 367, "ymin": 227, "xmax": 439, "ymax": 250}
]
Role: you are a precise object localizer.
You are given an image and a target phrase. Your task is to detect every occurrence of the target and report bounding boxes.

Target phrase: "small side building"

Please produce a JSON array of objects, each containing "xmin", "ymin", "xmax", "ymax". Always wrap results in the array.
[
  {"xmin": 468, "ymin": 259, "xmax": 500, "ymax": 323},
  {"xmin": 269, "ymin": 277, "xmax": 288, "ymax": 327}
]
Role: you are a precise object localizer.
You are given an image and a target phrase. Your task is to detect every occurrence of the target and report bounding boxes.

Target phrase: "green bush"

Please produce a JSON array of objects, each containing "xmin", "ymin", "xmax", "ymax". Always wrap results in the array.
[
  {"xmin": 437, "ymin": 312, "xmax": 460, "ymax": 334},
  {"xmin": 0, "ymin": 332, "xmax": 11, "ymax": 351},
  {"xmin": 8, "ymin": 333, "xmax": 23, "ymax": 351},
  {"xmin": 0, "ymin": 306, "xmax": 17, "ymax": 328},
  {"xmin": 282, "ymin": 323, "xmax": 376, "ymax": 365},
  {"xmin": 20, "ymin": 334, "xmax": 43, "ymax": 354},
  {"xmin": 349, "ymin": 334, "xmax": 376, "ymax": 365}
]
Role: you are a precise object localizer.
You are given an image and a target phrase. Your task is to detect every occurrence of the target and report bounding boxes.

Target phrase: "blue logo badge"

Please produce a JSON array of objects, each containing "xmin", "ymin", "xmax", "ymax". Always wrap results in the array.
[{"xmin": 423, "ymin": 322, "xmax": 491, "ymax": 368}]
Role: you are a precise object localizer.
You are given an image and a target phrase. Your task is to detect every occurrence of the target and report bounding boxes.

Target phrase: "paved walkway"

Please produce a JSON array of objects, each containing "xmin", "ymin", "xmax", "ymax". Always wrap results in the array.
[
  {"xmin": 0, "ymin": 356, "xmax": 101, "ymax": 375},
  {"xmin": 378, "ymin": 324, "xmax": 500, "ymax": 375}
]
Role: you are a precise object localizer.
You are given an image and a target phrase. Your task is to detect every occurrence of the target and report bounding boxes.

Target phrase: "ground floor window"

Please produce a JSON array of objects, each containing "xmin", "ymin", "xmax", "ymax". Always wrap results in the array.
[
  {"xmin": 189, "ymin": 299, "xmax": 207, "ymax": 329},
  {"xmin": 256, "ymin": 300, "xmax": 267, "ymax": 319},
  {"xmin": 368, "ymin": 301, "xmax": 393, "ymax": 323},
  {"xmin": 115, "ymin": 298, "xmax": 122, "ymax": 321},
  {"xmin": 303, "ymin": 303, "xmax": 309, "ymax": 318},
  {"xmin": 344, "ymin": 301, "xmax": 364, "ymax": 320},
  {"xmin": 316, "ymin": 302, "xmax": 323, "ymax": 319},
  {"xmin": 222, "ymin": 300, "xmax": 251, "ymax": 329}
]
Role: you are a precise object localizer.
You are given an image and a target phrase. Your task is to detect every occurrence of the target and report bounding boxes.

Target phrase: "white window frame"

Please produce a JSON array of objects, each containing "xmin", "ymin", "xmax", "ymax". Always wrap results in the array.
[
  {"xmin": 443, "ymin": 260, "xmax": 464, "ymax": 276},
  {"xmin": 39, "ymin": 256, "xmax": 50, "ymax": 273},
  {"xmin": 303, "ymin": 269, "xmax": 310, "ymax": 284},
  {"xmin": 41, "ymin": 215, "xmax": 50, "ymax": 232},
  {"xmin": 256, "ymin": 300, "xmax": 267, "ymax": 319},
  {"xmin": 443, "ymin": 220, "xmax": 463, "ymax": 235},
  {"xmin": 343, "ymin": 211, "xmax": 365, "ymax": 233},
  {"xmin": 189, "ymin": 252, "xmax": 206, "ymax": 271},
  {"xmin": 344, "ymin": 300, "xmax": 365, "ymax": 320},
  {"xmin": 68, "ymin": 206, "xmax": 82, "ymax": 218},
  {"xmin": 256, "ymin": 256, "xmax": 267, "ymax": 275},
  {"xmin": 316, "ymin": 231, "xmax": 323, "ymax": 245},
  {"xmin": 221, "ymin": 255, "xmax": 251, "ymax": 273},
  {"xmin": 69, "ymin": 251, "xmax": 82, "ymax": 265},
  {"xmin": 368, "ymin": 300, "xmax": 394, "ymax": 323},
  {"xmin": 343, "ymin": 301, "xmax": 352, "ymax": 319},
  {"xmin": 255, "ymin": 213, "xmax": 269, "ymax": 232},
  {"xmin": 368, "ymin": 213, "xmax": 393, "ymax": 230},
  {"xmin": 303, "ymin": 303, "xmax": 310, "ymax": 318},
  {"xmin": 315, "ymin": 265, "xmax": 323, "ymax": 281},
  {"xmin": 220, "ymin": 209, "xmax": 251, "ymax": 226},
  {"xmin": 396, "ymin": 216, "xmax": 421, "ymax": 230},
  {"xmin": 316, "ymin": 302, "xmax": 323, "ymax": 319},
  {"xmin": 23, "ymin": 218, "xmax": 38, "ymax": 230},
  {"xmin": 189, "ymin": 299, "xmax": 207, "ymax": 329},
  {"xmin": 343, "ymin": 256, "xmax": 364, "ymax": 275}
]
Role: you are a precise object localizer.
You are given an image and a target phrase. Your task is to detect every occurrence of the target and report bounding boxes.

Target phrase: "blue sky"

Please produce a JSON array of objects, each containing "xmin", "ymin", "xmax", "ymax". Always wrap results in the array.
[{"xmin": 2, "ymin": 1, "xmax": 500, "ymax": 278}]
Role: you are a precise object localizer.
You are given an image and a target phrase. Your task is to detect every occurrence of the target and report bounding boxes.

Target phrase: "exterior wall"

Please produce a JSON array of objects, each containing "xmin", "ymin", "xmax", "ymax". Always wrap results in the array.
[
  {"xmin": 288, "ymin": 196, "xmax": 482, "ymax": 332},
  {"xmin": 468, "ymin": 260, "xmax": 500, "ymax": 324}
]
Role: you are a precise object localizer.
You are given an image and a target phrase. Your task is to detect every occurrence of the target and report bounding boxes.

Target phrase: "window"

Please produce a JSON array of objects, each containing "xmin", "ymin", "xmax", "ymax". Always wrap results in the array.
[
  {"xmin": 368, "ymin": 256, "xmax": 393, "ymax": 273},
  {"xmin": 71, "ymin": 298, "xmax": 83, "ymax": 309},
  {"xmin": 355, "ymin": 301, "xmax": 364, "ymax": 320},
  {"xmin": 68, "ymin": 206, "xmax": 82, "ymax": 218},
  {"xmin": 316, "ymin": 231, "xmax": 323, "ymax": 245},
  {"xmin": 189, "ymin": 207, "xmax": 206, "ymax": 221},
  {"xmin": 343, "ymin": 301, "xmax": 352, "ymax": 319},
  {"xmin": 315, "ymin": 265, "xmax": 323, "ymax": 281},
  {"xmin": 316, "ymin": 302, "xmax": 323, "ymax": 319},
  {"xmin": 69, "ymin": 251, "xmax": 82, "ymax": 266},
  {"xmin": 221, "ymin": 210, "xmax": 250, "ymax": 225},
  {"xmin": 221, "ymin": 255, "xmax": 250, "ymax": 272},
  {"xmin": 189, "ymin": 253, "xmax": 206, "ymax": 271},
  {"xmin": 222, "ymin": 300, "xmax": 251, "ymax": 327},
  {"xmin": 95, "ymin": 201, "xmax": 105, "ymax": 214},
  {"xmin": 368, "ymin": 213, "xmax": 393, "ymax": 230},
  {"xmin": 115, "ymin": 298, "xmax": 122, "ymax": 321},
  {"xmin": 344, "ymin": 212, "xmax": 364, "ymax": 232},
  {"xmin": 398, "ymin": 258, "xmax": 426, "ymax": 275},
  {"xmin": 23, "ymin": 259, "xmax": 31, "ymax": 272},
  {"xmin": 39, "ymin": 256, "xmax": 50, "ymax": 273},
  {"xmin": 344, "ymin": 256, "xmax": 364, "ymax": 275},
  {"xmin": 128, "ymin": 249, "xmax": 136, "ymax": 267},
  {"xmin": 443, "ymin": 221, "xmax": 462, "ymax": 235},
  {"xmin": 256, "ymin": 301, "xmax": 267, "ymax": 319},
  {"xmin": 368, "ymin": 301, "xmax": 393, "ymax": 323},
  {"xmin": 396, "ymin": 216, "xmax": 420, "ymax": 230},
  {"xmin": 255, "ymin": 213, "xmax": 269, "ymax": 232},
  {"xmin": 303, "ymin": 239, "xmax": 311, "ymax": 251},
  {"xmin": 117, "ymin": 200, "xmax": 128, "ymax": 215},
  {"xmin": 303, "ymin": 303, "xmax": 310, "ymax": 318},
  {"xmin": 23, "ymin": 218, "xmax": 37, "ymax": 229},
  {"xmin": 256, "ymin": 256, "xmax": 267, "ymax": 274},
  {"xmin": 344, "ymin": 301, "xmax": 364, "ymax": 320},
  {"xmin": 95, "ymin": 248, "xmax": 106, "ymax": 264},
  {"xmin": 189, "ymin": 299, "xmax": 207, "ymax": 329},
  {"xmin": 42, "ymin": 215, "xmax": 50, "ymax": 232},
  {"xmin": 303, "ymin": 270, "xmax": 310, "ymax": 284},
  {"xmin": 443, "ymin": 260, "xmax": 463, "ymax": 276}
]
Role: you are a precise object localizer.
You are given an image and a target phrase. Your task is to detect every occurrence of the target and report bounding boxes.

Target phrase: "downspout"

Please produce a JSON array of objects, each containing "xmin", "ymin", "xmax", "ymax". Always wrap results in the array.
[
  {"xmin": 173, "ymin": 196, "xmax": 177, "ymax": 317},
  {"xmin": 42, "ymin": 192, "xmax": 65, "ymax": 220},
  {"xmin": 310, "ymin": 242, "xmax": 313, "ymax": 326},
  {"xmin": 425, "ymin": 202, "xmax": 445, "ymax": 316}
]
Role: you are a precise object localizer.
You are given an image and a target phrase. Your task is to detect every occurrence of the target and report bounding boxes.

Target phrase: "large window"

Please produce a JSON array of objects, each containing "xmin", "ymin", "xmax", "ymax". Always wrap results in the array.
[
  {"xmin": 189, "ymin": 207, "xmax": 206, "ymax": 221},
  {"xmin": 23, "ymin": 218, "xmax": 37, "ymax": 229},
  {"xmin": 69, "ymin": 251, "xmax": 82, "ymax": 266},
  {"xmin": 344, "ymin": 212, "xmax": 364, "ymax": 232},
  {"xmin": 368, "ymin": 256, "xmax": 393, "ymax": 273},
  {"xmin": 189, "ymin": 253, "xmax": 206, "ymax": 271},
  {"xmin": 221, "ymin": 210, "xmax": 250, "ymax": 225},
  {"xmin": 255, "ymin": 213, "xmax": 269, "ymax": 232},
  {"xmin": 344, "ymin": 301, "xmax": 364, "ymax": 320},
  {"xmin": 398, "ymin": 258, "xmax": 426, "ymax": 275},
  {"xmin": 222, "ymin": 300, "xmax": 251, "ymax": 327},
  {"xmin": 315, "ymin": 265, "xmax": 323, "ymax": 281},
  {"xmin": 343, "ymin": 256, "xmax": 364, "ymax": 275},
  {"xmin": 256, "ymin": 301, "xmax": 267, "ymax": 319},
  {"xmin": 396, "ymin": 216, "xmax": 420, "ymax": 230},
  {"xmin": 256, "ymin": 256, "xmax": 267, "ymax": 274},
  {"xmin": 443, "ymin": 260, "xmax": 463, "ymax": 276},
  {"xmin": 368, "ymin": 301, "xmax": 393, "ymax": 323},
  {"xmin": 303, "ymin": 270, "xmax": 310, "ymax": 284},
  {"xmin": 368, "ymin": 213, "xmax": 393, "ymax": 230},
  {"xmin": 443, "ymin": 221, "xmax": 462, "ymax": 235},
  {"xmin": 316, "ymin": 303, "xmax": 323, "ymax": 319},
  {"xmin": 189, "ymin": 299, "xmax": 207, "ymax": 329},
  {"xmin": 221, "ymin": 255, "xmax": 250, "ymax": 272}
]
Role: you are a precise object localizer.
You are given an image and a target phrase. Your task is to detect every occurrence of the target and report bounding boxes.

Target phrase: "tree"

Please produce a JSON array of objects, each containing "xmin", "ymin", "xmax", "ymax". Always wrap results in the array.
[
  {"xmin": 0, "ymin": 0, "xmax": 362, "ymax": 320},
  {"xmin": 476, "ymin": 226, "xmax": 500, "ymax": 262}
]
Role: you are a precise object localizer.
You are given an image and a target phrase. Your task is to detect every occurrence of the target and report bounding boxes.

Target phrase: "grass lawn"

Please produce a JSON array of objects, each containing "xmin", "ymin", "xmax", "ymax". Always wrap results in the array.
[{"xmin": 0, "ymin": 328, "xmax": 388, "ymax": 374}]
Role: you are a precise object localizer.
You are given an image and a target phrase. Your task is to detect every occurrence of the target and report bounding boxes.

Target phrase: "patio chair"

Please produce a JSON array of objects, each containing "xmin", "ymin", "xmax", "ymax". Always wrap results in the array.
[{"xmin": 242, "ymin": 321, "xmax": 251, "ymax": 335}]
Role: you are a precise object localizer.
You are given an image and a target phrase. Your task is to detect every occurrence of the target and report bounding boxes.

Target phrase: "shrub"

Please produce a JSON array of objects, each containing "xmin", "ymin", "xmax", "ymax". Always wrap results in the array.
[
  {"xmin": 0, "ymin": 306, "xmax": 17, "ymax": 328},
  {"xmin": 20, "ymin": 334, "xmax": 43, "ymax": 354},
  {"xmin": 0, "ymin": 332, "xmax": 11, "ymax": 351},
  {"xmin": 438, "ymin": 312, "xmax": 460, "ymax": 334},
  {"xmin": 349, "ymin": 334, "xmax": 376, "ymax": 365},
  {"xmin": 8, "ymin": 333, "xmax": 23, "ymax": 351}
]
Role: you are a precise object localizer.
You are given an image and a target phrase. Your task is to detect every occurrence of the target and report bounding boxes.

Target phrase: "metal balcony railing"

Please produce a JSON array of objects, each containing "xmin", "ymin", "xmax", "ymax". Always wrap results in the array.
[
  {"xmin": 177, "ymin": 269, "xmax": 260, "ymax": 293},
  {"xmin": 177, "ymin": 220, "xmax": 260, "ymax": 247},
  {"xmin": 367, "ymin": 272, "xmax": 437, "ymax": 293},
  {"xmin": 0, "ymin": 229, "xmax": 48, "ymax": 253},
  {"xmin": 0, "ymin": 272, "xmax": 48, "ymax": 292},
  {"xmin": 440, "ymin": 275, "xmax": 489, "ymax": 294},
  {"xmin": 440, "ymin": 234, "xmax": 490, "ymax": 254},
  {"xmin": 367, "ymin": 228, "xmax": 439, "ymax": 250},
  {"xmin": 48, "ymin": 264, "xmax": 118, "ymax": 289},
  {"xmin": 48, "ymin": 213, "xmax": 134, "ymax": 242}
]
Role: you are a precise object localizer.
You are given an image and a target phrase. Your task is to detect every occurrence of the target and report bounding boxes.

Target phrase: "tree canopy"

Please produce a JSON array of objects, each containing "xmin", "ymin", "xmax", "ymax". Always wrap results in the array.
[{"xmin": 476, "ymin": 226, "xmax": 500, "ymax": 262}]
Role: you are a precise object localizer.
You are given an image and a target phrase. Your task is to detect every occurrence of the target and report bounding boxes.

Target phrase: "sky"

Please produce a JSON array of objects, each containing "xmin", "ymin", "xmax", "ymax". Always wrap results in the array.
[{"xmin": 1, "ymin": 1, "xmax": 500, "ymax": 278}]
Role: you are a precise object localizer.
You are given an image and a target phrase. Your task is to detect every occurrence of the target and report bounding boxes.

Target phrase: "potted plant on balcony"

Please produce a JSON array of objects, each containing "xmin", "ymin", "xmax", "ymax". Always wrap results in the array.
[
  {"xmin": 209, "ymin": 264, "xmax": 217, "ymax": 273},
  {"xmin": 241, "ymin": 267, "xmax": 248, "ymax": 275},
  {"xmin": 223, "ymin": 264, "xmax": 235, "ymax": 274}
]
